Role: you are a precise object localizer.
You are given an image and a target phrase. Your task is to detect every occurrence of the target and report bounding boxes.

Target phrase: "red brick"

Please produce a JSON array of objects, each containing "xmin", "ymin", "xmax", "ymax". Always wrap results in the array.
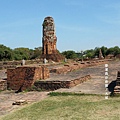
[{"xmin": 7, "ymin": 66, "xmax": 49, "ymax": 90}]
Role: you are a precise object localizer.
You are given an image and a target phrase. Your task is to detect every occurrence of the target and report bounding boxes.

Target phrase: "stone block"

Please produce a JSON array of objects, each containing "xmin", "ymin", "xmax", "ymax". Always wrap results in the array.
[{"xmin": 7, "ymin": 66, "xmax": 49, "ymax": 90}]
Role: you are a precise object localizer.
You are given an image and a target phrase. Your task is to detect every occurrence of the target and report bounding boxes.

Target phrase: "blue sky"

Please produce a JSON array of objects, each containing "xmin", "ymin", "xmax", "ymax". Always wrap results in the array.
[{"xmin": 0, "ymin": 0, "xmax": 120, "ymax": 52}]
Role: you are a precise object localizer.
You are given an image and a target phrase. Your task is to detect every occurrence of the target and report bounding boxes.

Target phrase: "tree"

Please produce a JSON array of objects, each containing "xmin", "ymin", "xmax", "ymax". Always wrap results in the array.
[
  {"xmin": 106, "ymin": 47, "xmax": 114, "ymax": 56},
  {"xmin": 13, "ymin": 47, "xmax": 30, "ymax": 60},
  {"xmin": 84, "ymin": 49, "xmax": 94, "ymax": 59},
  {"xmin": 62, "ymin": 50, "xmax": 77, "ymax": 59},
  {"xmin": 113, "ymin": 46, "xmax": 120, "ymax": 56},
  {"xmin": 93, "ymin": 47, "xmax": 100, "ymax": 58},
  {"xmin": 106, "ymin": 46, "xmax": 120, "ymax": 56},
  {"xmin": 0, "ymin": 44, "xmax": 13, "ymax": 61},
  {"xmin": 30, "ymin": 47, "xmax": 42, "ymax": 59},
  {"xmin": 101, "ymin": 46, "xmax": 108, "ymax": 57}
]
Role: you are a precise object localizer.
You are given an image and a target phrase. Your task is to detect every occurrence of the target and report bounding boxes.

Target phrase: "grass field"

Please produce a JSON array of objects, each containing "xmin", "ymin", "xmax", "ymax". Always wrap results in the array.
[{"xmin": 0, "ymin": 92, "xmax": 120, "ymax": 120}]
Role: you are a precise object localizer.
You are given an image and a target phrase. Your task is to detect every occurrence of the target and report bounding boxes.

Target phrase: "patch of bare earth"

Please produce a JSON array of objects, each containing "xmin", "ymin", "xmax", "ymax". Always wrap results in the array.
[{"xmin": 0, "ymin": 91, "xmax": 49, "ymax": 117}]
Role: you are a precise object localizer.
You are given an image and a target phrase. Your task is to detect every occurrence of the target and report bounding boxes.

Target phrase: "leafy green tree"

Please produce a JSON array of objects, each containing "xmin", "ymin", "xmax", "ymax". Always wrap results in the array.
[
  {"xmin": 106, "ymin": 47, "xmax": 114, "ymax": 56},
  {"xmin": 84, "ymin": 49, "xmax": 94, "ymax": 59},
  {"xmin": 0, "ymin": 44, "xmax": 13, "ymax": 61},
  {"xmin": 13, "ymin": 47, "xmax": 30, "ymax": 60},
  {"xmin": 30, "ymin": 47, "xmax": 42, "ymax": 59},
  {"xmin": 93, "ymin": 47, "xmax": 100, "ymax": 58},
  {"xmin": 100, "ymin": 46, "xmax": 108, "ymax": 57},
  {"xmin": 62, "ymin": 50, "xmax": 77, "ymax": 59},
  {"xmin": 113, "ymin": 46, "xmax": 120, "ymax": 56},
  {"xmin": 106, "ymin": 46, "xmax": 120, "ymax": 56}
]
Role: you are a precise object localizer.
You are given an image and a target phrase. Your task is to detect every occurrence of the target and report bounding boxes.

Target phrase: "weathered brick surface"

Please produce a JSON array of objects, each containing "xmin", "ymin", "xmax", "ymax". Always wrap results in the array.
[
  {"xmin": 7, "ymin": 66, "xmax": 49, "ymax": 90},
  {"xmin": 42, "ymin": 16, "xmax": 57, "ymax": 55},
  {"xmin": 114, "ymin": 71, "xmax": 120, "ymax": 93},
  {"xmin": 0, "ymin": 80, "xmax": 7, "ymax": 90},
  {"xmin": 41, "ymin": 16, "xmax": 64, "ymax": 62},
  {"xmin": 50, "ymin": 60, "xmax": 108, "ymax": 74},
  {"xmin": 0, "ymin": 59, "xmax": 44, "ymax": 70},
  {"xmin": 34, "ymin": 75, "xmax": 91, "ymax": 90}
]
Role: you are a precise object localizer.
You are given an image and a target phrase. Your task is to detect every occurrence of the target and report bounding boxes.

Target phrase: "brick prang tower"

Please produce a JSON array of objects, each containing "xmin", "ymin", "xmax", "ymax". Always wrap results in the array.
[
  {"xmin": 42, "ymin": 16, "xmax": 57, "ymax": 54},
  {"xmin": 42, "ymin": 16, "xmax": 64, "ymax": 62}
]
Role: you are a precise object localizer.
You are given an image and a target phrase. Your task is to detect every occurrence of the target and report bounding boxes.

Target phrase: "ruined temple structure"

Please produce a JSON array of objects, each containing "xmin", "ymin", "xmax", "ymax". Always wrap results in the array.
[
  {"xmin": 41, "ymin": 16, "xmax": 64, "ymax": 62},
  {"xmin": 114, "ymin": 71, "xmax": 120, "ymax": 94},
  {"xmin": 99, "ymin": 49, "xmax": 104, "ymax": 59}
]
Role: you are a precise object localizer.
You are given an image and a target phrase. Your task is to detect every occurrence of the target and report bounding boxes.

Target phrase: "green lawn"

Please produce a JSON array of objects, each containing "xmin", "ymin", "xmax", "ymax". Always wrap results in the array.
[{"xmin": 0, "ymin": 92, "xmax": 120, "ymax": 120}]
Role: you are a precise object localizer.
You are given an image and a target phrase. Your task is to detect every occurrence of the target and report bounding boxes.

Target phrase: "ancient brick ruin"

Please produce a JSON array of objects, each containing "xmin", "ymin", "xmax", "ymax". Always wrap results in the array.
[
  {"xmin": 42, "ymin": 16, "xmax": 57, "ymax": 55},
  {"xmin": 7, "ymin": 66, "xmax": 49, "ymax": 91},
  {"xmin": 0, "ymin": 16, "xmax": 114, "ymax": 92},
  {"xmin": 0, "ymin": 80, "xmax": 7, "ymax": 91},
  {"xmin": 34, "ymin": 75, "xmax": 91, "ymax": 91},
  {"xmin": 41, "ymin": 16, "xmax": 64, "ymax": 62},
  {"xmin": 34, "ymin": 60, "xmax": 109, "ymax": 90},
  {"xmin": 114, "ymin": 71, "xmax": 120, "ymax": 93},
  {"xmin": 50, "ymin": 60, "xmax": 108, "ymax": 74},
  {"xmin": 99, "ymin": 49, "xmax": 104, "ymax": 59},
  {"xmin": 0, "ymin": 59, "xmax": 111, "ymax": 91}
]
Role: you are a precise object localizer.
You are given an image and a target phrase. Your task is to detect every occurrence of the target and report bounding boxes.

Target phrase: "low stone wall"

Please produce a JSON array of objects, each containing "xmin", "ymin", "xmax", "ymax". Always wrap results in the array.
[
  {"xmin": 0, "ymin": 80, "xmax": 7, "ymax": 90},
  {"xmin": 7, "ymin": 66, "xmax": 49, "ymax": 91},
  {"xmin": 50, "ymin": 60, "xmax": 108, "ymax": 74},
  {"xmin": 0, "ymin": 65, "xmax": 16, "ymax": 70},
  {"xmin": 0, "ymin": 59, "xmax": 43, "ymax": 70},
  {"xmin": 34, "ymin": 75, "xmax": 91, "ymax": 90}
]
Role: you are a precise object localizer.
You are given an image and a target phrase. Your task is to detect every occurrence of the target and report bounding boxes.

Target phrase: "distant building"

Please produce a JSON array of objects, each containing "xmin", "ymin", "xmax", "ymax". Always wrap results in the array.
[{"xmin": 105, "ymin": 54, "xmax": 114, "ymax": 59}]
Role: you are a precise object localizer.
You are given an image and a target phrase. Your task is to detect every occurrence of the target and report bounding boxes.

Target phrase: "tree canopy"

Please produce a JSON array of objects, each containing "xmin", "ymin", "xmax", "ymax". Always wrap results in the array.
[
  {"xmin": 61, "ymin": 50, "xmax": 77, "ymax": 59},
  {"xmin": 0, "ymin": 44, "xmax": 13, "ymax": 61},
  {"xmin": 0, "ymin": 44, "xmax": 42, "ymax": 61},
  {"xmin": 0, "ymin": 44, "xmax": 120, "ymax": 61}
]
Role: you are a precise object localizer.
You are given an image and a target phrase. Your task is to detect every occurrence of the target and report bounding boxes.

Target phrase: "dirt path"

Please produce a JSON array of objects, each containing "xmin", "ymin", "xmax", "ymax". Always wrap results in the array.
[{"xmin": 0, "ymin": 91, "xmax": 49, "ymax": 117}]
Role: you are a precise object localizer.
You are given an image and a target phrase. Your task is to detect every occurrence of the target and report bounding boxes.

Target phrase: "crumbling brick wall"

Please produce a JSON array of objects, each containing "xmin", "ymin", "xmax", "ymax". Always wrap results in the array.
[
  {"xmin": 41, "ymin": 16, "xmax": 64, "ymax": 62},
  {"xmin": 7, "ymin": 66, "xmax": 49, "ymax": 90},
  {"xmin": 50, "ymin": 60, "xmax": 108, "ymax": 74},
  {"xmin": 34, "ymin": 75, "xmax": 91, "ymax": 90}
]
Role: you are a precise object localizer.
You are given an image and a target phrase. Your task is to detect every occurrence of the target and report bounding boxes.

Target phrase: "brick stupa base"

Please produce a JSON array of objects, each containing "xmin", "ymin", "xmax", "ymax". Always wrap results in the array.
[
  {"xmin": 7, "ymin": 66, "xmax": 49, "ymax": 91},
  {"xmin": 41, "ymin": 53, "xmax": 64, "ymax": 62}
]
